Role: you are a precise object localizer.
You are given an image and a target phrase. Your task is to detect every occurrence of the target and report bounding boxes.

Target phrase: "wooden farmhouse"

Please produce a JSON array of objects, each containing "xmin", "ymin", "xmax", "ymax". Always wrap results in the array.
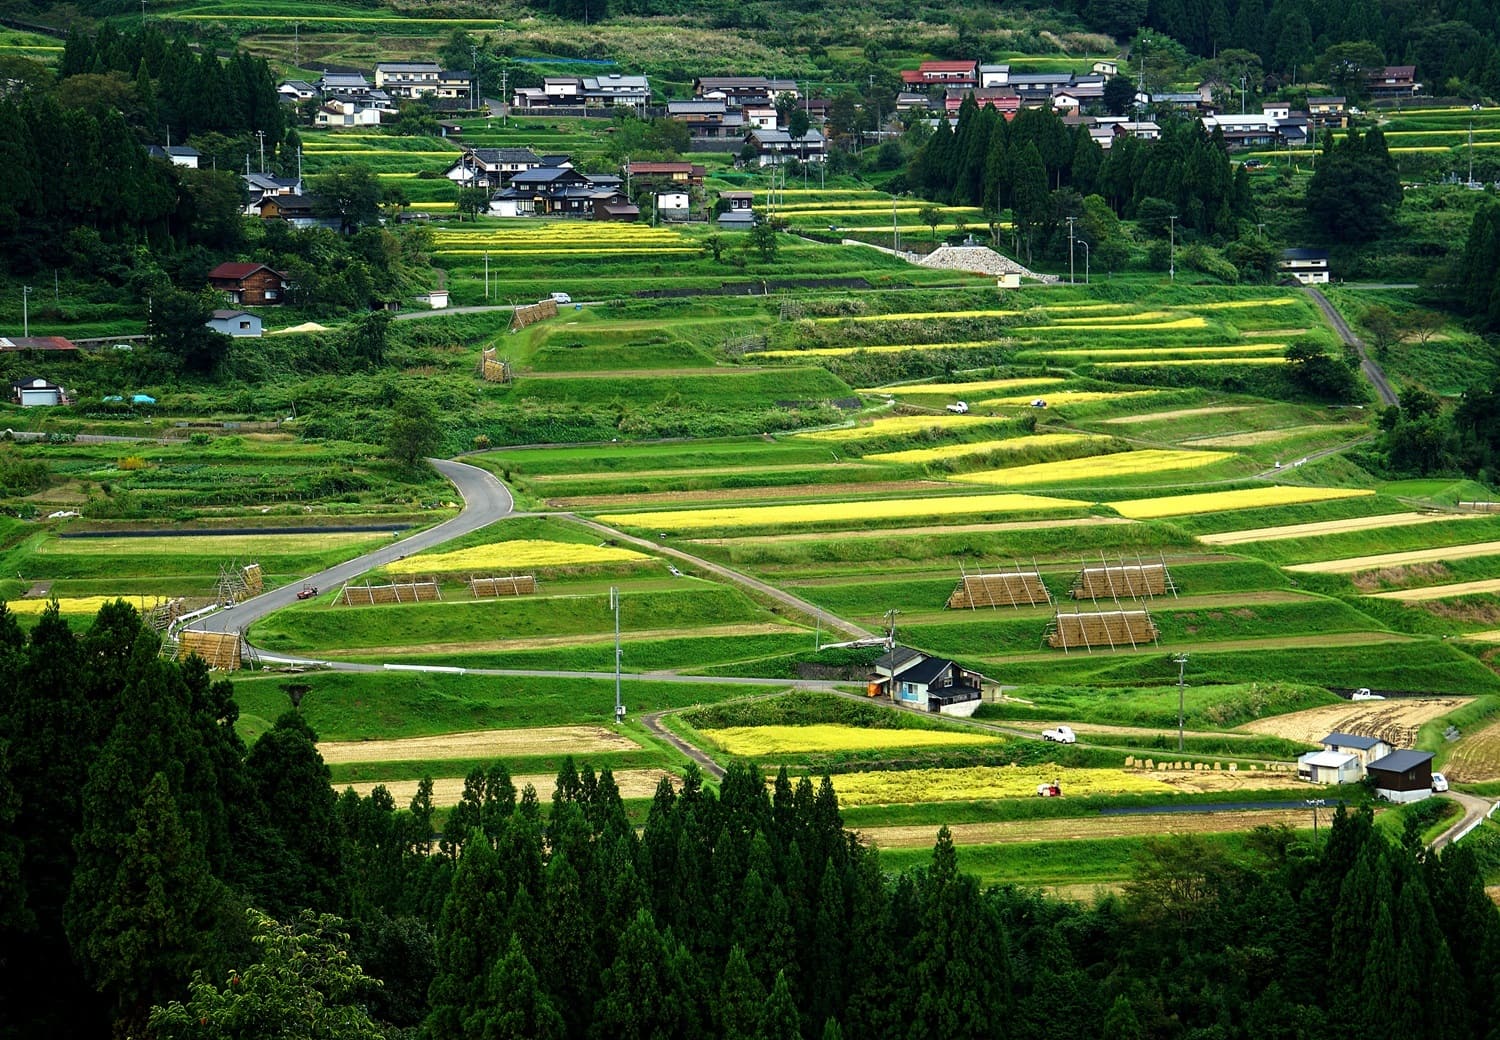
[{"xmin": 208, "ymin": 263, "xmax": 289, "ymax": 306}]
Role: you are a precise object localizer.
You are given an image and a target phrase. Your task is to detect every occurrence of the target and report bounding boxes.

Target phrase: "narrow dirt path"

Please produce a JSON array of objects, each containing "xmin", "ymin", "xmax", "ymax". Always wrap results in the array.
[
  {"xmin": 1304, "ymin": 285, "xmax": 1399, "ymax": 406},
  {"xmin": 642, "ymin": 711, "xmax": 725, "ymax": 779},
  {"xmin": 568, "ymin": 514, "xmax": 879, "ymax": 642}
]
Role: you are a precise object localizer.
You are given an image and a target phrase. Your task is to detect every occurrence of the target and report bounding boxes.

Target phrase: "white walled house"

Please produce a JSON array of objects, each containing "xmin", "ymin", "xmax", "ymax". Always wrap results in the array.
[
  {"xmin": 206, "ymin": 310, "xmax": 263, "ymax": 338},
  {"xmin": 1279, "ymin": 248, "xmax": 1330, "ymax": 284}
]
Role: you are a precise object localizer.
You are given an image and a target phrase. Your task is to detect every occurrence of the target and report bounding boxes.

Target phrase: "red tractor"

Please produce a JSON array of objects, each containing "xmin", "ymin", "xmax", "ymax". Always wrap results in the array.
[{"xmin": 1035, "ymin": 781, "xmax": 1062, "ymax": 798}]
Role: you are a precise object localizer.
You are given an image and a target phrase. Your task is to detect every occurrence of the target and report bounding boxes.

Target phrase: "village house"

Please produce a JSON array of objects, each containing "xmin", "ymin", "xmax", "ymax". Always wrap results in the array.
[
  {"xmin": 0, "ymin": 336, "xmax": 78, "ymax": 353},
  {"xmin": 693, "ymin": 76, "xmax": 799, "ymax": 107},
  {"xmin": 666, "ymin": 99, "xmax": 746, "ymax": 140},
  {"xmin": 901, "ymin": 60, "xmax": 978, "ymax": 89},
  {"xmin": 513, "ymin": 73, "xmax": 651, "ymax": 110},
  {"xmin": 745, "ymin": 127, "xmax": 826, "ymax": 165},
  {"xmin": 315, "ymin": 94, "xmax": 393, "ymax": 128},
  {"xmin": 1368, "ymin": 65, "xmax": 1420, "ymax": 98},
  {"xmin": 444, "ymin": 147, "xmax": 541, "ymax": 189},
  {"xmin": 278, "ymin": 79, "xmax": 318, "ymax": 102},
  {"xmin": 436, "ymin": 70, "xmax": 472, "ymax": 102},
  {"xmin": 208, "ymin": 263, "xmax": 289, "ymax": 306},
  {"xmin": 488, "ymin": 165, "xmax": 637, "ymax": 219},
  {"xmin": 252, "ymin": 194, "xmax": 338, "ymax": 229},
  {"xmin": 241, "ymin": 173, "xmax": 301, "ymax": 215},
  {"xmin": 1115, "ymin": 120, "xmax": 1162, "ymax": 141},
  {"xmin": 1279, "ymin": 247, "xmax": 1330, "ymax": 284},
  {"xmin": 374, "ymin": 62, "xmax": 441, "ymax": 98},
  {"xmin": 979, "ymin": 63, "xmax": 1010, "ymax": 87},
  {"xmin": 869, "ymin": 646, "xmax": 985, "ymax": 715},
  {"xmin": 626, "ymin": 161, "xmax": 706, "ymax": 186},
  {"xmin": 945, "ymin": 87, "xmax": 1019, "ymax": 117},
  {"xmin": 206, "ymin": 310, "xmax": 263, "ymax": 338},
  {"xmin": 146, "ymin": 144, "xmax": 200, "ymax": 168},
  {"xmin": 1307, "ymin": 96, "xmax": 1348, "ymax": 130},
  {"xmin": 1298, "ymin": 732, "xmax": 1394, "ymax": 784},
  {"xmin": 653, "ymin": 189, "xmax": 691, "ymax": 221},
  {"xmin": 316, "ymin": 71, "xmax": 371, "ymax": 97}
]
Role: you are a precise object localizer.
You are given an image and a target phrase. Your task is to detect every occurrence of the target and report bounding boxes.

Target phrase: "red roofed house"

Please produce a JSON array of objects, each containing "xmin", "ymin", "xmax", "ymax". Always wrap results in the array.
[
  {"xmin": 207, "ymin": 263, "xmax": 289, "ymax": 306},
  {"xmin": 901, "ymin": 60, "xmax": 979, "ymax": 88},
  {"xmin": 0, "ymin": 336, "xmax": 78, "ymax": 352},
  {"xmin": 1368, "ymin": 65, "xmax": 1419, "ymax": 98},
  {"xmin": 625, "ymin": 161, "xmax": 707, "ymax": 186},
  {"xmin": 945, "ymin": 87, "xmax": 1020, "ymax": 117}
]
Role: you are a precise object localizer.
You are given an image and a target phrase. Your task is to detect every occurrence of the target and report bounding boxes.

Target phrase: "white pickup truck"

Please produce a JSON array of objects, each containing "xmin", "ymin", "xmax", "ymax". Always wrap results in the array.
[
  {"xmin": 1042, "ymin": 725, "xmax": 1076, "ymax": 744},
  {"xmin": 946, "ymin": 401, "xmax": 969, "ymax": 414}
]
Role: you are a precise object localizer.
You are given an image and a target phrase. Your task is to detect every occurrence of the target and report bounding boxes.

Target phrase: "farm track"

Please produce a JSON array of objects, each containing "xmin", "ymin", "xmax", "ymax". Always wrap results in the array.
[
  {"xmin": 1304, "ymin": 285, "xmax": 1399, "ymax": 406},
  {"xmin": 566, "ymin": 514, "xmax": 879, "ymax": 641},
  {"xmin": 1431, "ymin": 792, "xmax": 1497, "ymax": 850},
  {"xmin": 642, "ymin": 712, "xmax": 725, "ymax": 779}
]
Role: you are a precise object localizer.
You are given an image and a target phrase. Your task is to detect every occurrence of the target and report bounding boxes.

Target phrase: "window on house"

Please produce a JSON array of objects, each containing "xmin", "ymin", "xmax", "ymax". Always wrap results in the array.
[{"xmin": 238, "ymin": 321, "xmax": 250, "ymax": 330}]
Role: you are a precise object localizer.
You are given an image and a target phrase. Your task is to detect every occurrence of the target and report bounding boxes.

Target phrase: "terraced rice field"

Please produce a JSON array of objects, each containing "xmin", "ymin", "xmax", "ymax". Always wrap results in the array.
[
  {"xmin": 5, "ymin": 595, "xmax": 180, "ymax": 615},
  {"xmin": 345, "ymin": 769, "xmax": 675, "ymax": 805},
  {"xmin": 1440, "ymin": 716, "xmax": 1500, "ymax": 782},
  {"xmin": 951, "ymin": 449, "xmax": 1234, "ymax": 485},
  {"xmin": 980, "ymin": 390, "xmax": 1159, "ymax": 406},
  {"xmin": 825, "ymin": 765, "xmax": 1173, "ymax": 805},
  {"xmin": 859, "ymin": 808, "xmax": 1315, "ymax": 848},
  {"xmin": 866, "ymin": 434, "xmax": 1111, "ymax": 465},
  {"xmin": 797, "ymin": 414, "xmax": 1013, "ymax": 441},
  {"xmin": 1102, "ymin": 406, "xmax": 1250, "ymax": 425},
  {"xmin": 1109, "ymin": 486, "xmax": 1375, "ymax": 519},
  {"xmin": 1199, "ymin": 511, "xmax": 1473, "ymax": 545},
  {"xmin": 593, "ymin": 492, "xmax": 1088, "ymax": 531},
  {"xmin": 873, "ymin": 377, "xmax": 1067, "ymax": 396},
  {"xmin": 1186, "ymin": 424, "xmax": 1359, "ymax": 447},
  {"xmin": 1239, "ymin": 698, "xmax": 1472, "ymax": 747},
  {"xmin": 1370, "ymin": 578, "xmax": 1500, "ymax": 601},
  {"xmin": 34, "ymin": 532, "xmax": 384, "ymax": 555},
  {"xmin": 385, "ymin": 539, "xmax": 651, "ymax": 573},
  {"xmin": 1286, "ymin": 539, "xmax": 1500, "ymax": 574},
  {"xmin": 702, "ymin": 724, "xmax": 1002, "ymax": 755},
  {"xmin": 317, "ymin": 725, "xmax": 637, "ymax": 764}
]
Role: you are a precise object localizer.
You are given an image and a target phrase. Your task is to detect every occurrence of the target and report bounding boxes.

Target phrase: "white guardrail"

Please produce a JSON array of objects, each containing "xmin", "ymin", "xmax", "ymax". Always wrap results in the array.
[{"xmin": 1449, "ymin": 798, "xmax": 1499, "ymax": 844}]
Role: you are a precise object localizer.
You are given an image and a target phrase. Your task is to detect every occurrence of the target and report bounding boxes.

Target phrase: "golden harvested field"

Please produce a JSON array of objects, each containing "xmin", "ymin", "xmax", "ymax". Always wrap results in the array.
[
  {"xmin": 952, "ymin": 449, "xmax": 1234, "ymax": 486},
  {"xmin": 1018, "ymin": 316, "xmax": 1211, "ymax": 332},
  {"xmin": 826, "ymin": 765, "xmax": 1171, "ymax": 805},
  {"xmin": 594, "ymin": 492, "xmax": 1088, "ymax": 532},
  {"xmin": 344, "ymin": 769, "xmax": 674, "ymax": 805},
  {"xmin": 550, "ymin": 479, "xmax": 950, "ymax": 510},
  {"xmin": 1286, "ymin": 539, "xmax": 1500, "ymax": 574},
  {"xmin": 798, "ymin": 414, "xmax": 1013, "ymax": 442},
  {"xmin": 982, "ymin": 390, "xmax": 1159, "ymax": 406},
  {"xmin": 1370, "ymin": 578, "xmax": 1500, "ymax": 601},
  {"xmin": 1195, "ymin": 298, "xmax": 1302, "ymax": 310},
  {"xmin": 866, "ymin": 433, "xmax": 1111, "ymax": 465},
  {"xmin": 1109, "ymin": 486, "xmax": 1374, "ymax": 519},
  {"xmin": 385, "ymin": 539, "xmax": 650, "ymax": 574},
  {"xmin": 1040, "ymin": 344, "xmax": 1286, "ymax": 359},
  {"xmin": 1102, "ymin": 406, "xmax": 1249, "ymax": 425},
  {"xmin": 872, "ymin": 377, "xmax": 1067, "ymax": 396},
  {"xmin": 1185, "ymin": 424, "xmax": 1354, "ymax": 447},
  {"xmin": 703, "ymin": 724, "xmax": 1002, "ymax": 755},
  {"xmin": 858, "ymin": 808, "xmax": 1315, "ymax": 848},
  {"xmin": 1441, "ymin": 717, "xmax": 1500, "ymax": 782},
  {"xmin": 1239, "ymin": 698, "xmax": 1471, "ymax": 747},
  {"xmin": 5, "ymin": 595, "xmax": 180, "ymax": 615},
  {"xmin": 34, "ymin": 531, "xmax": 383, "ymax": 555},
  {"xmin": 1198, "ymin": 511, "xmax": 1464, "ymax": 545},
  {"xmin": 1102, "ymin": 358, "xmax": 1289, "ymax": 367},
  {"xmin": 317, "ymin": 725, "xmax": 638, "ymax": 765}
]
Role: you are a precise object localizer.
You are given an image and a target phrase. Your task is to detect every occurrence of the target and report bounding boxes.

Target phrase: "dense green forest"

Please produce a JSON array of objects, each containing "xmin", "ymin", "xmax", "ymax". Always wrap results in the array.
[{"xmin": 1, "ymin": 601, "xmax": 1497, "ymax": 1039}]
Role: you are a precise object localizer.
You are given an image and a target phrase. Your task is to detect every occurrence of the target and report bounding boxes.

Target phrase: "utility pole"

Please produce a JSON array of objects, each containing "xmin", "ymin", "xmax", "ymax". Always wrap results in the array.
[
  {"xmin": 484, "ymin": 252, "xmax": 489, "ymax": 298},
  {"xmin": 256, "ymin": 130, "xmax": 266, "ymax": 175},
  {"xmin": 1173, "ymin": 653, "xmax": 1189, "ymax": 751},
  {"xmin": 1066, "ymin": 215, "xmax": 1076, "ymax": 284},
  {"xmin": 294, "ymin": 22, "xmax": 299, "ymax": 66},
  {"xmin": 609, "ymin": 587, "xmax": 624, "ymax": 724},
  {"xmin": 470, "ymin": 44, "xmax": 478, "ymax": 112},
  {"xmin": 500, "ymin": 68, "xmax": 509, "ymax": 124},
  {"xmin": 21, "ymin": 285, "xmax": 31, "ymax": 338},
  {"xmin": 1306, "ymin": 798, "xmax": 1325, "ymax": 844},
  {"xmin": 140, "ymin": 0, "xmax": 146, "ymax": 26},
  {"xmin": 1167, "ymin": 214, "xmax": 1177, "ymax": 282},
  {"xmin": 882, "ymin": 608, "xmax": 901, "ymax": 649}
]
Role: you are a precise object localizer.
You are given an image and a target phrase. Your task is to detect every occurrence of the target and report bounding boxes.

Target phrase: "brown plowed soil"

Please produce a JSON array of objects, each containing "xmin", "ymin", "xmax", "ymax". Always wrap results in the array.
[
  {"xmin": 858, "ymin": 808, "xmax": 1312, "ymax": 848},
  {"xmin": 343, "ymin": 769, "xmax": 674, "ymax": 805},
  {"xmin": 1239, "ymin": 698, "xmax": 1471, "ymax": 748},
  {"xmin": 1199, "ymin": 512, "xmax": 1466, "ymax": 546}
]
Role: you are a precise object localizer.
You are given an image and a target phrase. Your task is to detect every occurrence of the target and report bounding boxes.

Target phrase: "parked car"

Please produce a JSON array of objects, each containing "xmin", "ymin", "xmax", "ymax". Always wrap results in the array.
[
  {"xmin": 548, "ymin": 292, "xmax": 572, "ymax": 305},
  {"xmin": 1042, "ymin": 725, "xmax": 1076, "ymax": 744},
  {"xmin": 1431, "ymin": 772, "xmax": 1450, "ymax": 792}
]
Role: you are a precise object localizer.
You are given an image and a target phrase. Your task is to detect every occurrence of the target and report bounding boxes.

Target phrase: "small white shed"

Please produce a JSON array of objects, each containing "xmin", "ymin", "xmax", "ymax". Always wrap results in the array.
[
  {"xmin": 12, "ymin": 377, "xmax": 63, "ymax": 407},
  {"xmin": 207, "ymin": 310, "xmax": 263, "ymax": 338}
]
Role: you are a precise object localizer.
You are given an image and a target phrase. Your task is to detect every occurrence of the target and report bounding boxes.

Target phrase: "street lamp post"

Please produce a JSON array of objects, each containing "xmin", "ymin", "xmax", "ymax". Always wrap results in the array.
[{"xmin": 1078, "ymin": 239, "xmax": 1090, "ymax": 284}]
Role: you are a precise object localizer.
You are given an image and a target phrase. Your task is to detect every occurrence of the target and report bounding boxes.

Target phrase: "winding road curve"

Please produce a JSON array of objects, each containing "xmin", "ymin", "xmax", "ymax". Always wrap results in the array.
[
  {"xmin": 188, "ymin": 458, "xmax": 513, "ymax": 636},
  {"xmin": 1432, "ymin": 790, "xmax": 1497, "ymax": 851}
]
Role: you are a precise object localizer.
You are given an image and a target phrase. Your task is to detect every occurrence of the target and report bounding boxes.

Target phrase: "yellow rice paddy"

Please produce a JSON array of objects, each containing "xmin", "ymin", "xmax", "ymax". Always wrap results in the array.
[
  {"xmin": 385, "ymin": 539, "xmax": 650, "ymax": 574},
  {"xmin": 952, "ymin": 449, "xmax": 1234, "ymax": 486},
  {"xmin": 705, "ymin": 724, "xmax": 1001, "ymax": 755},
  {"xmin": 595, "ymin": 492, "xmax": 1088, "ymax": 532},
  {"xmin": 1108, "ymin": 486, "xmax": 1375, "ymax": 519}
]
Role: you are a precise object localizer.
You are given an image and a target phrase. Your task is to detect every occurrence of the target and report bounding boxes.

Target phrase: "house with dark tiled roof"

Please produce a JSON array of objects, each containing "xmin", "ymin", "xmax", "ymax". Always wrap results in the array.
[
  {"xmin": 444, "ymin": 147, "xmax": 541, "ymax": 188},
  {"xmin": 207, "ymin": 263, "xmax": 289, "ymax": 306}
]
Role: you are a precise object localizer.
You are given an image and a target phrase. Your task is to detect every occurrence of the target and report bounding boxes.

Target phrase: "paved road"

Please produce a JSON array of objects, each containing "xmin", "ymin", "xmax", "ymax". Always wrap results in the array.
[
  {"xmin": 187, "ymin": 458, "xmax": 513, "ymax": 636},
  {"xmin": 1432, "ymin": 791, "xmax": 1497, "ymax": 851},
  {"xmin": 567, "ymin": 514, "xmax": 879, "ymax": 642},
  {"xmin": 1304, "ymin": 286, "xmax": 1399, "ymax": 407}
]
